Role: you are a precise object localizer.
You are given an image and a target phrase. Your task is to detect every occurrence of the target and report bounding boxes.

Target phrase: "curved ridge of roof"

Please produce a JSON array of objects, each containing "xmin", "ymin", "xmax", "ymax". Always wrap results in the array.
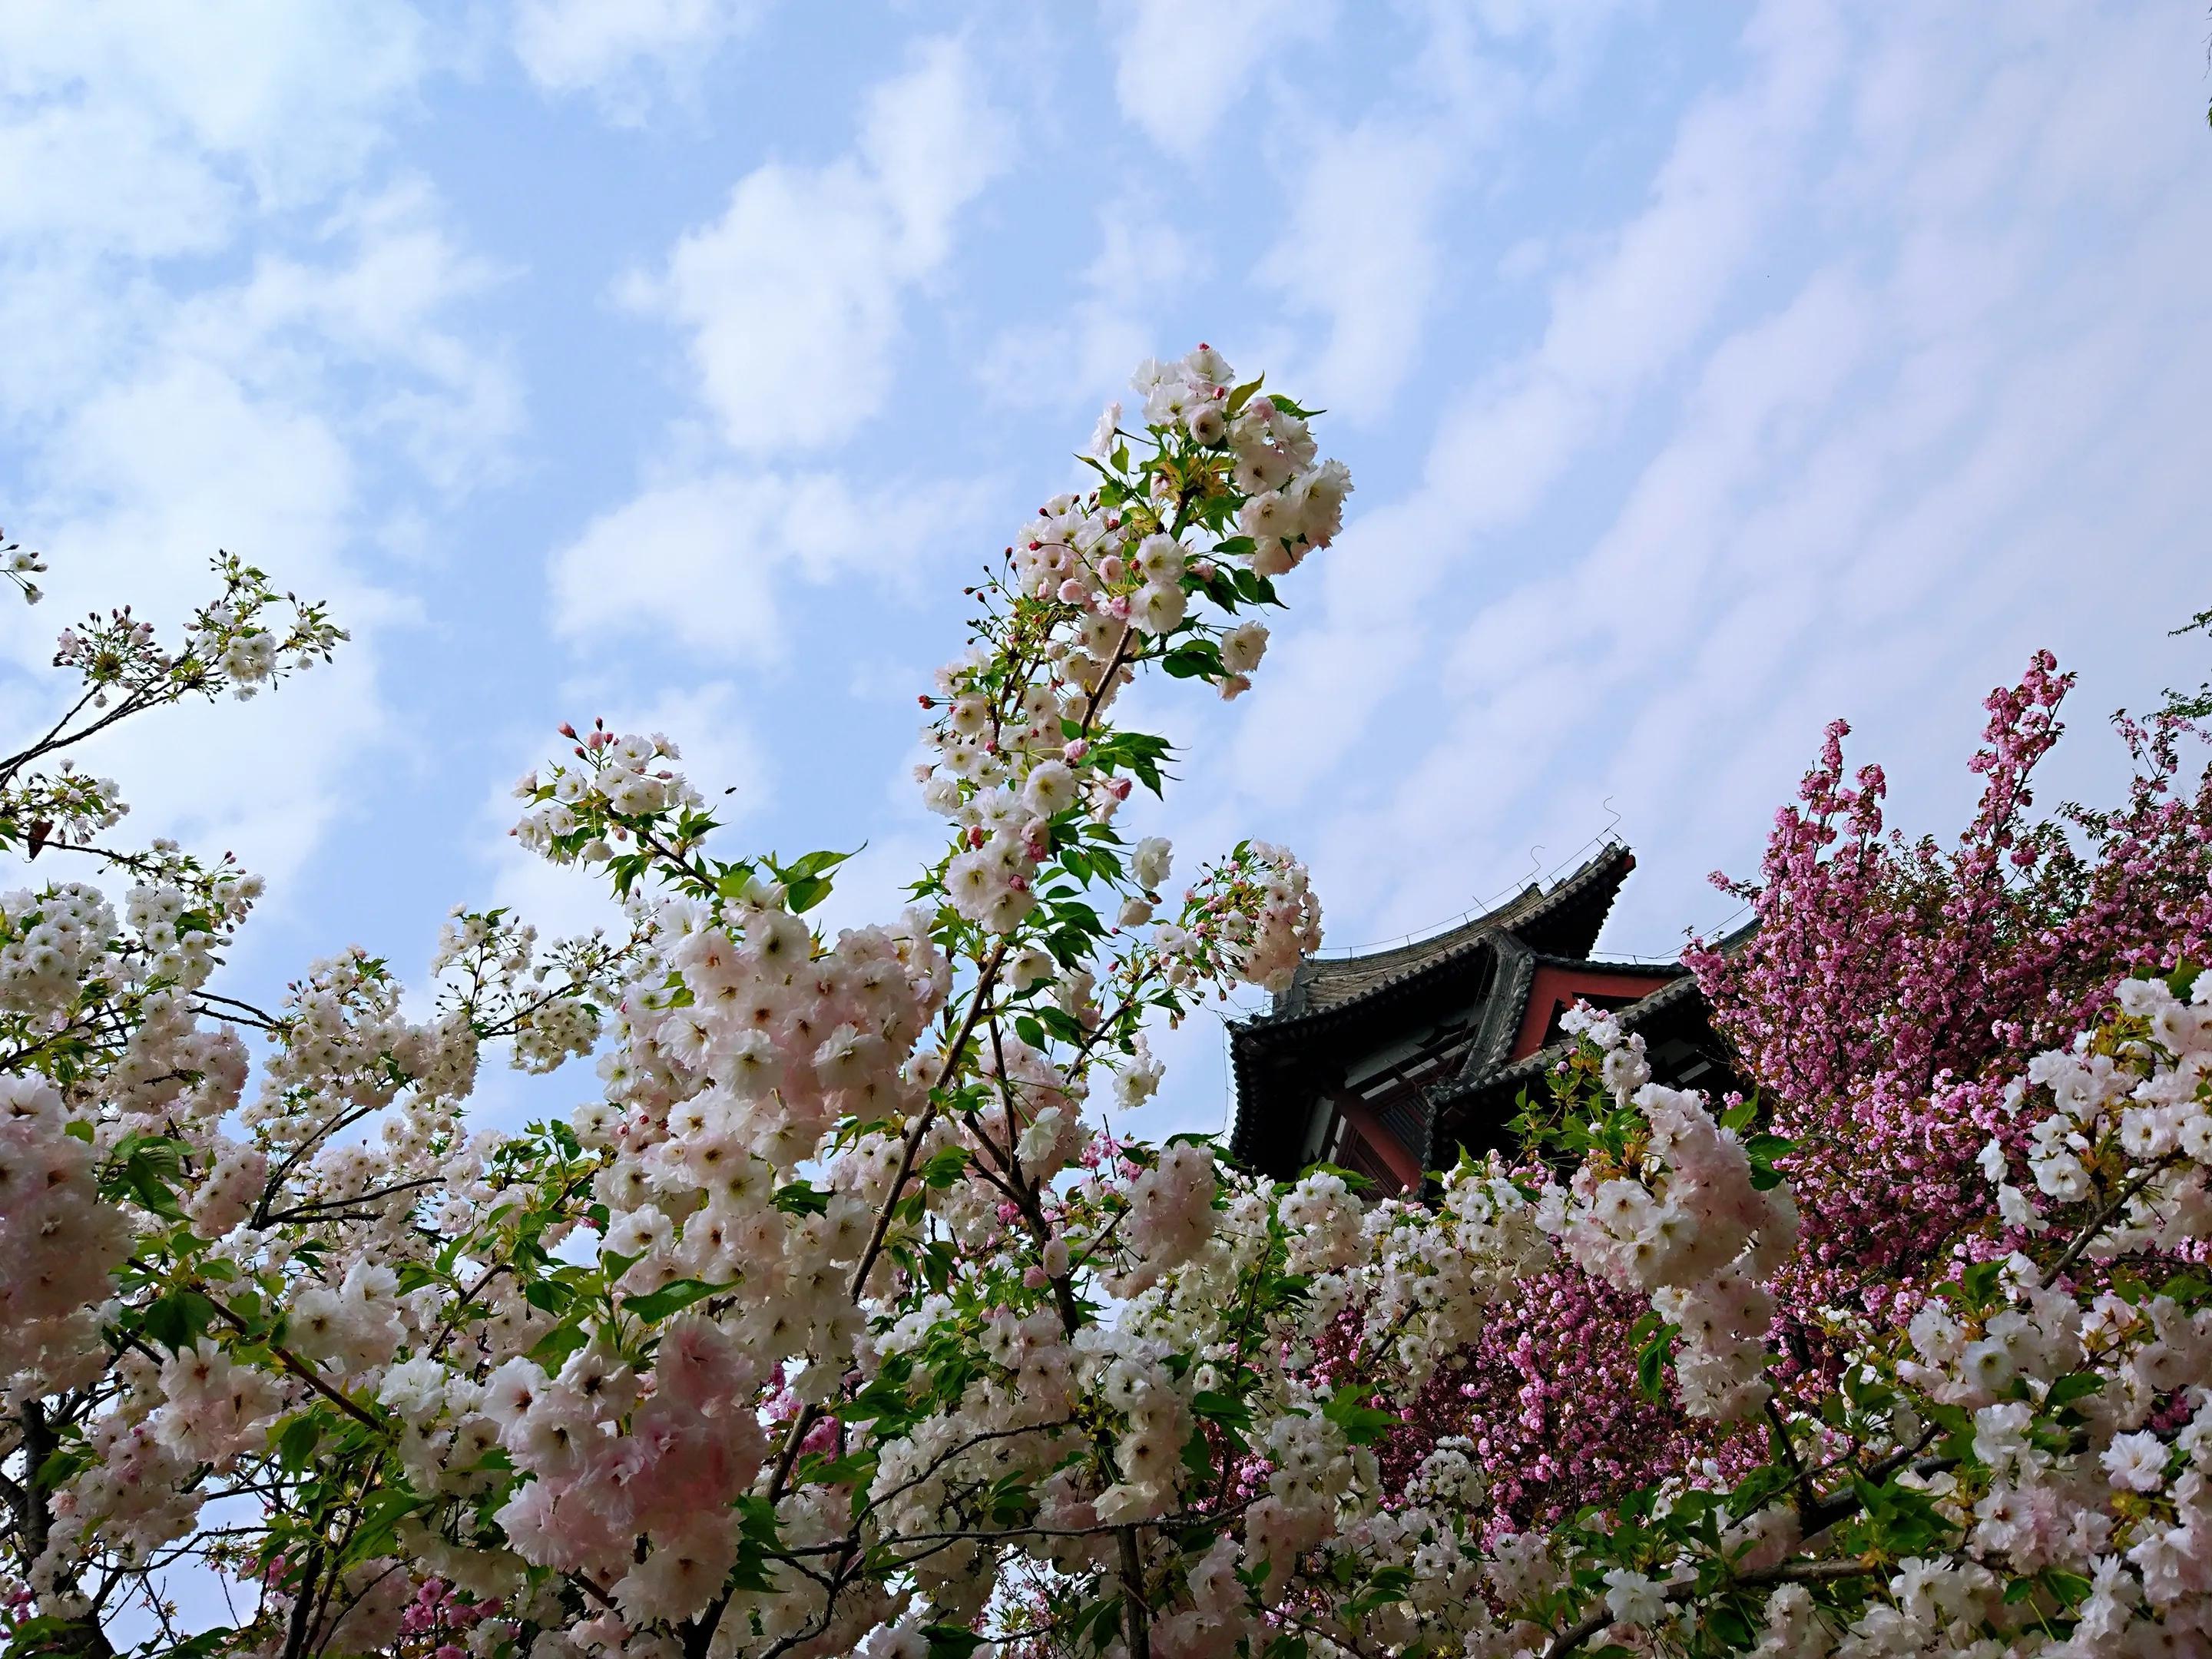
[
  {"xmin": 1224, "ymin": 845, "xmax": 1640, "ymax": 1171},
  {"xmin": 1251, "ymin": 842, "xmax": 1636, "ymax": 1032}
]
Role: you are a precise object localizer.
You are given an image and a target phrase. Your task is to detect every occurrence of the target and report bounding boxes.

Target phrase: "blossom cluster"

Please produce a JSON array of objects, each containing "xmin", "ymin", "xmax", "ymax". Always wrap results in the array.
[
  {"xmin": 0, "ymin": 1075, "xmax": 134, "ymax": 1379},
  {"xmin": 0, "ymin": 525, "xmax": 46, "ymax": 604},
  {"xmin": 1557, "ymin": 1009, "xmax": 1798, "ymax": 1423}
]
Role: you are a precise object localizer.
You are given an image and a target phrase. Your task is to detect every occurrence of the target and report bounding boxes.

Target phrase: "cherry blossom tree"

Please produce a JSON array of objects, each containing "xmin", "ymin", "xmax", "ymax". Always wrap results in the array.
[
  {"xmin": 1376, "ymin": 647, "xmax": 2212, "ymax": 1545},
  {"xmin": 4, "ymin": 355, "xmax": 2211, "ymax": 1659}
]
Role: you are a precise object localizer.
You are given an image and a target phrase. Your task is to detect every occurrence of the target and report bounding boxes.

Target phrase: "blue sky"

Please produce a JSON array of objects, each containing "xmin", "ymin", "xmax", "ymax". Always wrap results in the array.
[{"xmin": 3, "ymin": 0, "xmax": 2208, "ymax": 1137}]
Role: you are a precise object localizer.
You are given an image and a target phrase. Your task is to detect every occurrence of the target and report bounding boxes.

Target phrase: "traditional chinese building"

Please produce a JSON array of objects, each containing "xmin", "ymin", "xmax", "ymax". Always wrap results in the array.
[{"xmin": 1225, "ymin": 843, "xmax": 1740, "ymax": 1193}]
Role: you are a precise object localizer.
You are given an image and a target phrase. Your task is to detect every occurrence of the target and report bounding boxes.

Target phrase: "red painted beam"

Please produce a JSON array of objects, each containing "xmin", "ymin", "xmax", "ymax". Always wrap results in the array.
[{"xmin": 1509, "ymin": 964, "xmax": 1682, "ymax": 1061}]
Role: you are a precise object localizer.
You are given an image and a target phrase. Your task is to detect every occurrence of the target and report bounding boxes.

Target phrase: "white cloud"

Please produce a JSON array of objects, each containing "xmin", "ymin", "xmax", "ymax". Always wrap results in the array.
[
  {"xmin": 547, "ymin": 469, "xmax": 993, "ymax": 661},
  {"xmin": 624, "ymin": 38, "xmax": 1011, "ymax": 454},
  {"xmin": 557, "ymin": 39, "xmax": 1015, "ymax": 673},
  {"xmin": 1230, "ymin": 0, "xmax": 2212, "ymax": 959},
  {"xmin": 1223, "ymin": 0, "xmax": 1845, "ymax": 822},
  {"xmin": 2, "ymin": 178, "xmax": 514, "ymax": 615},
  {"xmin": 160, "ymin": 182, "xmax": 519, "ymax": 493},
  {"xmin": 0, "ymin": 358, "xmax": 389, "ymax": 896},
  {"xmin": 0, "ymin": 2, "xmax": 511, "ymax": 903},
  {"xmin": 512, "ymin": 0, "xmax": 766, "ymax": 119},
  {"xmin": 1406, "ymin": 0, "xmax": 1646, "ymax": 117},
  {"xmin": 979, "ymin": 203, "xmax": 1198, "ymax": 409},
  {"xmin": 0, "ymin": 236, "xmax": 506, "ymax": 909},
  {"xmin": 1260, "ymin": 121, "xmax": 1455, "ymax": 422},
  {"xmin": 0, "ymin": 1, "xmax": 426, "ymax": 256},
  {"xmin": 1108, "ymin": 0, "xmax": 1335, "ymax": 161}
]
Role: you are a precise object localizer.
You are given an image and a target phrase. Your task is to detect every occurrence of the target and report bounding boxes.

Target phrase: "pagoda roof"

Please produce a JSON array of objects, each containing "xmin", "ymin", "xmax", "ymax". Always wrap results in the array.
[
  {"xmin": 1224, "ymin": 843, "xmax": 1657, "ymax": 1175},
  {"xmin": 1251, "ymin": 842, "xmax": 1636, "ymax": 1031}
]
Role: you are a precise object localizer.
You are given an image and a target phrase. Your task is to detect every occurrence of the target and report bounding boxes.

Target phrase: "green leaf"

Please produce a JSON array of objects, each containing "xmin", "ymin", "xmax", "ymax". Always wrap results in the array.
[
  {"xmin": 1224, "ymin": 377, "xmax": 1264, "ymax": 417},
  {"xmin": 727, "ymin": 1494, "xmax": 780, "ymax": 1594},
  {"xmin": 793, "ymin": 1449, "xmax": 874, "ymax": 1490},
  {"xmin": 395, "ymin": 1261, "xmax": 444, "ymax": 1296},
  {"xmin": 1320, "ymin": 1391, "xmax": 1400, "ymax": 1446},
  {"xmin": 2044, "ymin": 1372, "xmax": 2104, "ymax": 1411},
  {"xmin": 1344, "ymin": 1565, "xmax": 1415, "ymax": 1619},
  {"xmin": 2162, "ymin": 1271, "xmax": 2211, "ymax": 1306},
  {"xmin": 1742, "ymin": 1132, "xmax": 1793, "ymax": 1190},
  {"xmin": 526, "ymin": 1319, "xmax": 590, "ymax": 1369},
  {"xmin": 1035, "ymin": 1005, "xmax": 1087, "ymax": 1044},
  {"xmin": 983, "ymin": 1472, "xmax": 1035, "ymax": 1527},
  {"xmin": 1848, "ymin": 1475, "xmax": 1949, "ymax": 1555},
  {"xmin": 1636, "ymin": 1321, "xmax": 1681, "ymax": 1402},
  {"xmin": 783, "ymin": 876, "xmax": 833, "ymax": 914},
  {"xmin": 1959, "ymin": 1259, "xmax": 2005, "ymax": 1306},
  {"xmin": 780, "ymin": 846, "xmax": 856, "ymax": 882},
  {"xmin": 1160, "ymin": 641, "xmax": 1224, "ymax": 680},
  {"xmin": 147, "ymin": 1624, "xmax": 239, "ymax": 1659},
  {"xmin": 773, "ymin": 1181, "xmax": 830, "ymax": 1217},
  {"xmin": 272, "ymin": 1409, "xmax": 328, "ymax": 1469},
  {"xmin": 1181, "ymin": 1425, "xmax": 1216, "ymax": 1485},
  {"xmin": 1191, "ymin": 1389, "xmax": 1254, "ymax": 1430},
  {"xmin": 918, "ymin": 1146, "xmax": 969, "ymax": 1189},
  {"xmin": 916, "ymin": 1628, "xmax": 986, "ymax": 1659},
  {"xmin": 140, "ymin": 1288, "xmax": 220, "ymax": 1353},
  {"xmin": 104, "ymin": 1132, "xmax": 191, "ymax": 1220},
  {"xmin": 1230, "ymin": 566, "xmax": 1281, "ymax": 608},
  {"xmin": 1704, "ymin": 1605, "xmax": 1757, "ymax": 1648},
  {"xmin": 352, "ymin": 1486, "xmax": 421, "ymax": 1555},
  {"xmin": 621, "ymin": 1278, "xmax": 727, "ymax": 1323},
  {"xmin": 2043, "ymin": 1568, "xmax": 2093, "ymax": 1607}
]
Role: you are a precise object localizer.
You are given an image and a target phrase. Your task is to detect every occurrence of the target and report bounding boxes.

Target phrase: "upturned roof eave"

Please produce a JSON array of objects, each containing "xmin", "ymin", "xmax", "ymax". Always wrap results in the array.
[
  {"xmin": 1233, "ymin": 842, "xmax": 1636, "ymax": 1045},
  {"xmin": 1224, "ymin": 842, "xmax": 1644, "ymax": 1172}
]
